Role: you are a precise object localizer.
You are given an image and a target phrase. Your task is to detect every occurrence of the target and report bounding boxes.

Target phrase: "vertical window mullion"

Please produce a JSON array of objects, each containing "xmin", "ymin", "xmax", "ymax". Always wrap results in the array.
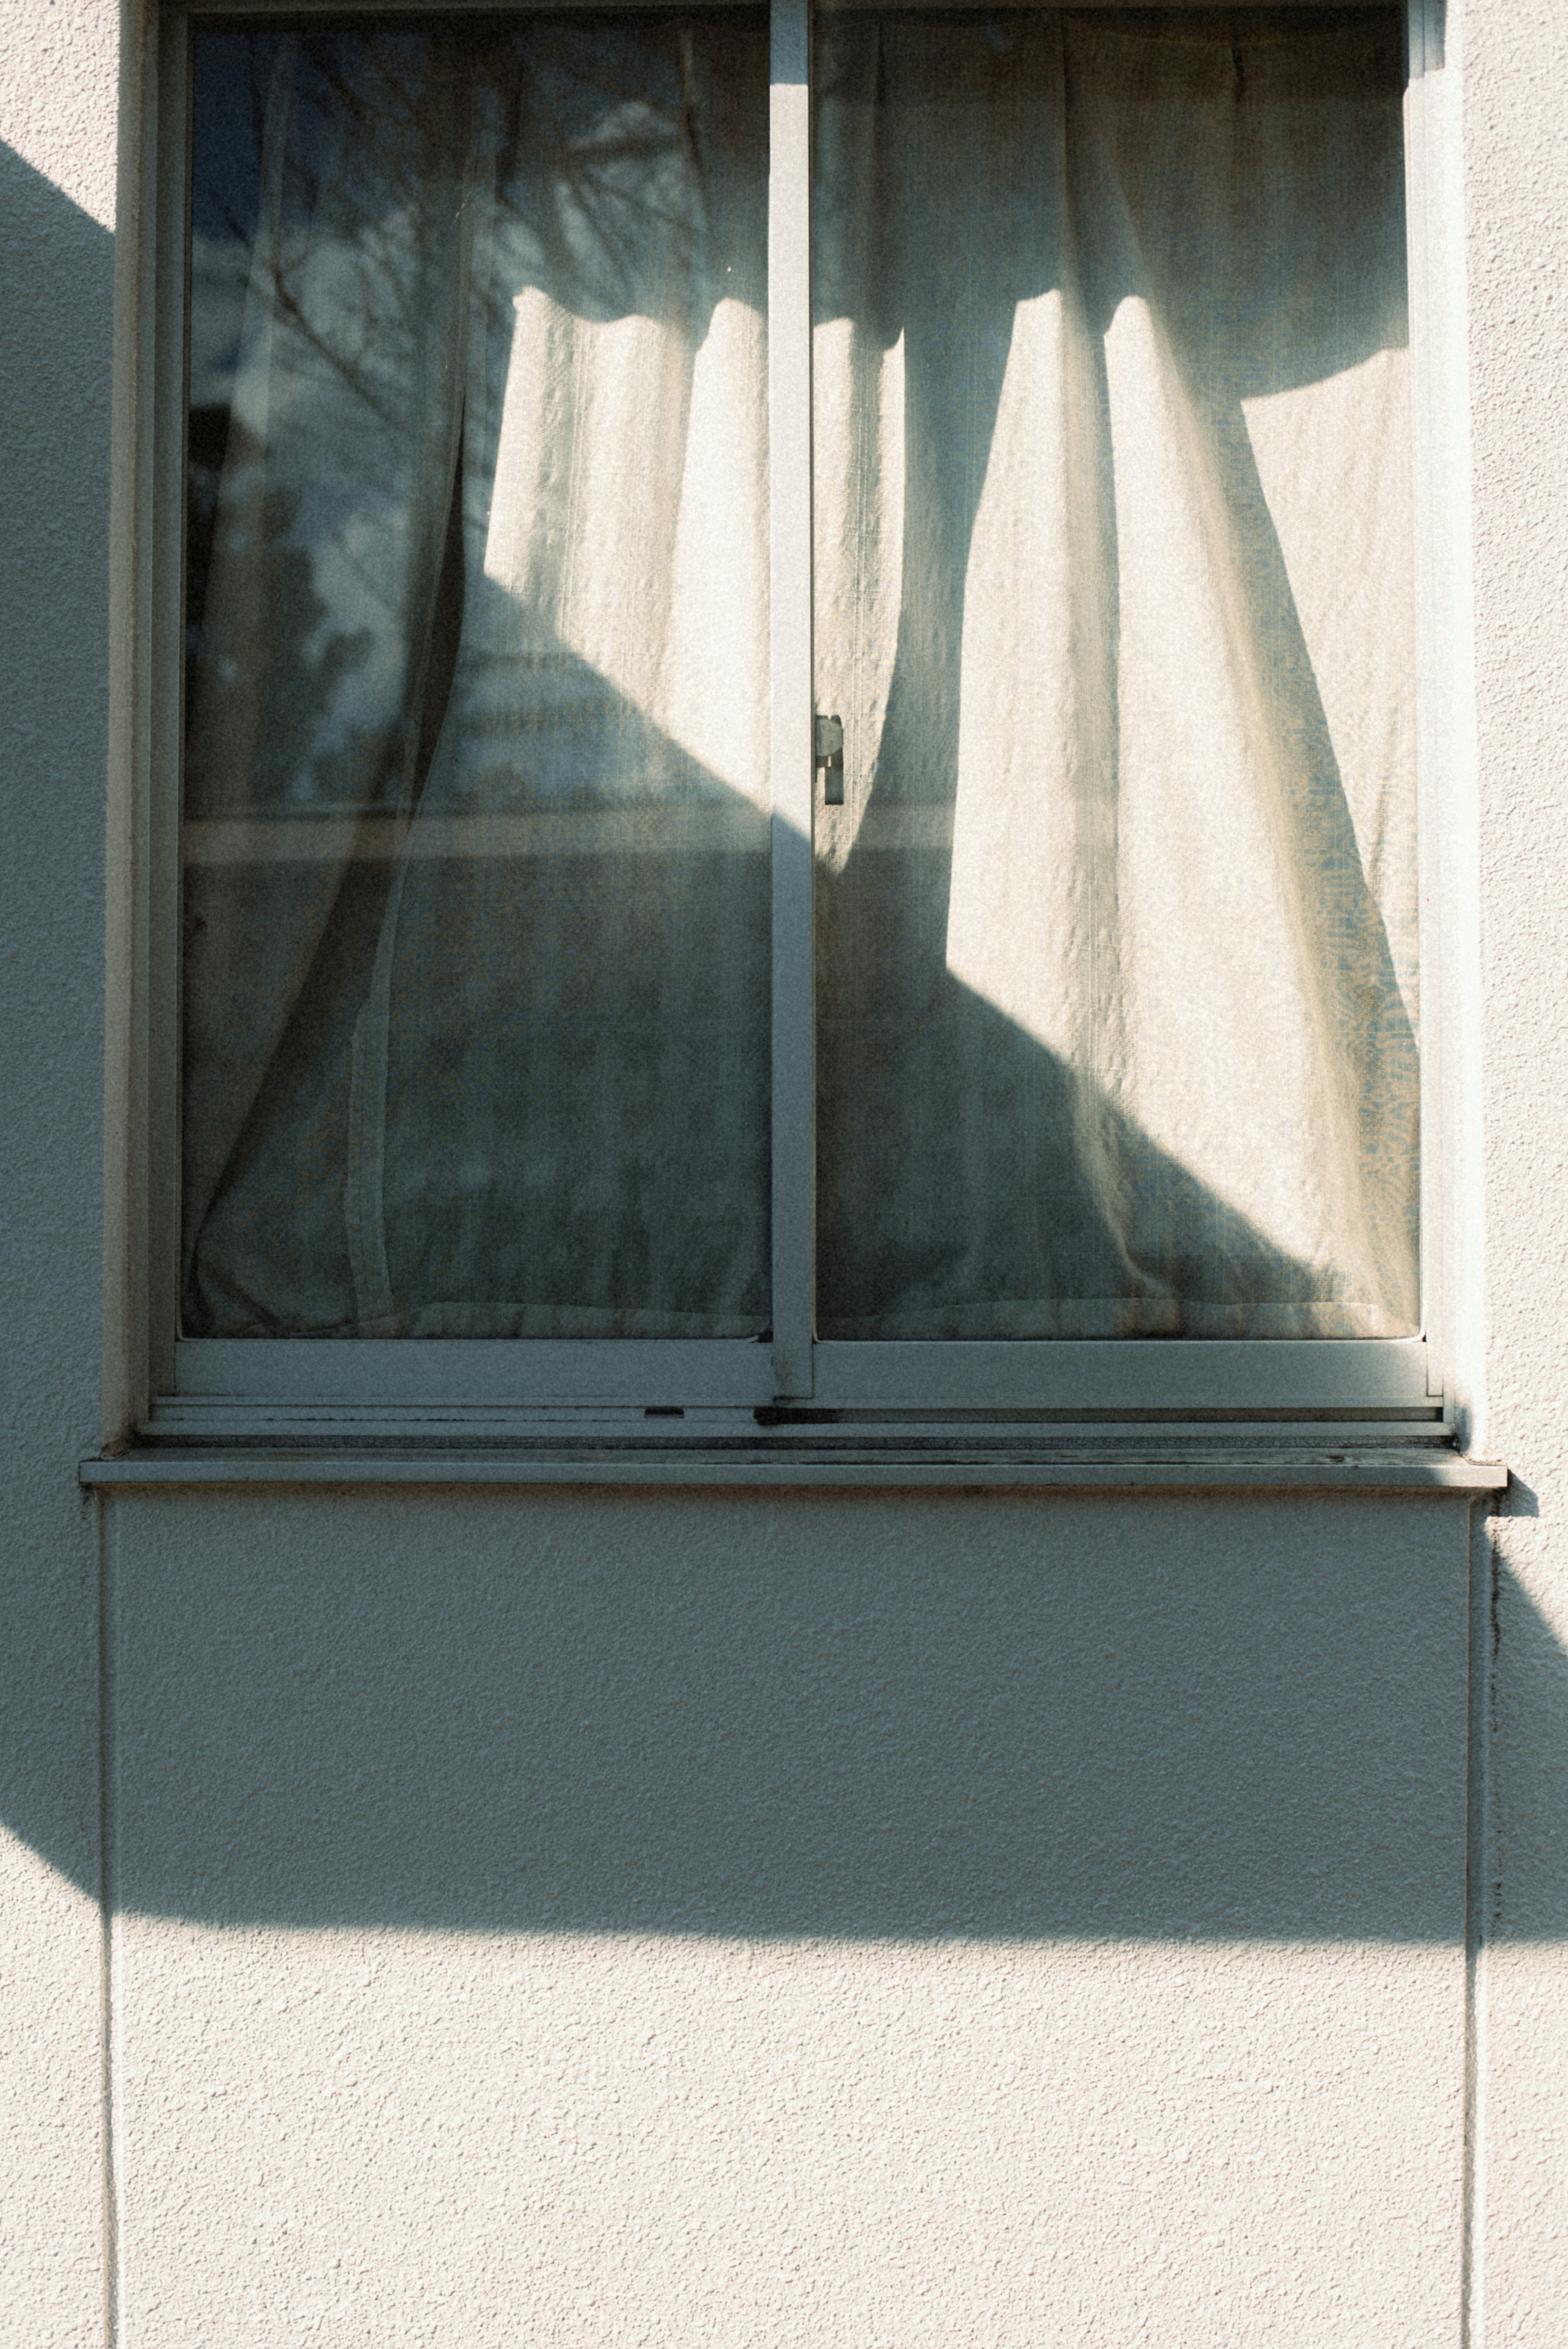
[{"xmin": 768, "ymin": 0, "xmax": 816, "ymax": 1400}]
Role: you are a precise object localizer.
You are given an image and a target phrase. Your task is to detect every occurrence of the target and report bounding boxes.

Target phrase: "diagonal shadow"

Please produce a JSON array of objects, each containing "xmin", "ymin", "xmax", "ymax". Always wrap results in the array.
[
  {"xmin": 181, "ymin": 6, "xmax": 1418, "ymax": 1341},
  {"xmin": 110, "ymin": 604, "xmax": 1562, "ymax": 1948},
  {"xmin": 811, "ymin": 6, "xmax": 1419, "ymax": 1335},
  {"xmin": 4, "ymin": 49, "xmax": 1563, "ymax": 1960}
]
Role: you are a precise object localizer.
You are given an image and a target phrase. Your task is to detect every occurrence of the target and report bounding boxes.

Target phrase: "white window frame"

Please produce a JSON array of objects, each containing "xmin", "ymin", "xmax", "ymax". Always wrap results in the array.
[{"xmin": 108, "ymin": 0, "xmax": 1465, "ymax": 1448}]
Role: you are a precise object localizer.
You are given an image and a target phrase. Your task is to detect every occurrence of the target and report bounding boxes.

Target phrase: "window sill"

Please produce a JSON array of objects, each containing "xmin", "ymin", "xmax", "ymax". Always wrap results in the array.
[{"xmin": 80, "ymin": 1431, "xmax": 1508, "ymax": 1494}]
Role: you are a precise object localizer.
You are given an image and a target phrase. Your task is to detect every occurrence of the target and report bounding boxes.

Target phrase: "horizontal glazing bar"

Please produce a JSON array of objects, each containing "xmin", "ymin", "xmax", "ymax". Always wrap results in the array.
[{"xmin": 812, "ymin": 1339, "xmax": 1434, "ymax": 1412}]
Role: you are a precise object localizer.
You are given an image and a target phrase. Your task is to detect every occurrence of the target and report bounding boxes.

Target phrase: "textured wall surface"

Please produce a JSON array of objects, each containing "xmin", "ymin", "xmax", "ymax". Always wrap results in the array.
[
  {"xmin": 104, "ymin": 1487, "xmax": 1472, "ymax": 2348},
  {"xmin": 0, "ymin": 3, "xmax": 118, "ymax": 2343},
  {"xmin": 3, "ymin": 0, "xmax": 1568, "ymax": 2341},
  {"xmin": 1461, "ymin": 0, "xmax": 1568, "ymax": 2340}
]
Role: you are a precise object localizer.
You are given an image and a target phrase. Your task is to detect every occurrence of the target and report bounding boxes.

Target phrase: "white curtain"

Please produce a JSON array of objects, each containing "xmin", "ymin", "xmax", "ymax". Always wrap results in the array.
[
  {"xmin": 813, "ymin": 5, "xmax": 1417, "ymax": 1337},
  {"xmin": 184, "ymin": 7, "xmax": 1417, "ymax": 1344}
]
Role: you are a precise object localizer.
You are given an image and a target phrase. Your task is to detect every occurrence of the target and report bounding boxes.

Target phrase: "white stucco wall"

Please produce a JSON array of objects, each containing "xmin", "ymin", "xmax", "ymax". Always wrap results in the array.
[
  {"xmin": 1461, "ymin": 3, "xmax": 1568, "ymax": 2340},
  {"xmin": 1, "ymin": 1, "xmax": 1566, "ymax": 2343},
  {"xmin": 98, "ymin": 1487, "xmax": 1473, "ymax": 2347}
]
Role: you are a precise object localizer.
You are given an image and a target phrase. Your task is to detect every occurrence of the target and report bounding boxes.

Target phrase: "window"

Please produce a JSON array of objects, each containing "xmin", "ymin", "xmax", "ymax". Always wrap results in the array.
[{"xmin": 139, "ymin": 0, "xmax": 1447, "ymax": 1437}]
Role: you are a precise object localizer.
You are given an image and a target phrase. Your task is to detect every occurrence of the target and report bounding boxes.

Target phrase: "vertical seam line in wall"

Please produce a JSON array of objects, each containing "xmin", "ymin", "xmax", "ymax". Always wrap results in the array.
[
  {"xmin": 1461, "ymin": 1495, "xmax": 1497, "ymax": 2349},
  {"xmin": 97, "ymin": 1494, "xmax": 118, "ymax": 2349}
]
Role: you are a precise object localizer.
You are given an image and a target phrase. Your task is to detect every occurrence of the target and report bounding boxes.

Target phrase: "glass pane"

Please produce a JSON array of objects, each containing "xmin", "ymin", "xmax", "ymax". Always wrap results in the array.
[
  {"xmin": 183, "ymin": 16, "xmax": 770, "ymax": 1338},
  {"xmin": 812, "ymin": 5, "xmax": 1418, "ymax": 1340}
]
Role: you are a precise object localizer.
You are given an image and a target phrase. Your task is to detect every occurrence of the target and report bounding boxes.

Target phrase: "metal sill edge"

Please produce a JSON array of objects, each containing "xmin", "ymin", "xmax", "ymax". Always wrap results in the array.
[{"xmin": 80, "ymin": 1447, "xmax": 1509, "ymax": 1493}]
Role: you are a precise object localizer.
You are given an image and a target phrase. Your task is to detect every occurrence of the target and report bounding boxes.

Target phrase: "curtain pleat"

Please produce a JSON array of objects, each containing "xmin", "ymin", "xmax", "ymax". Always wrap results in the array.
[{"xmin": 813, "ymin": 7, "xmax": 1417, "ymax": 1338}]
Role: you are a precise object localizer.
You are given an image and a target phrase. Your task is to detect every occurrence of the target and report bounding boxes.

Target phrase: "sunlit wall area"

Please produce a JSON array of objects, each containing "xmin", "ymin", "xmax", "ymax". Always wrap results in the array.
[{"xmin": 1461, "ymin": 0, "xmax": 1568, "ymax": 2335}]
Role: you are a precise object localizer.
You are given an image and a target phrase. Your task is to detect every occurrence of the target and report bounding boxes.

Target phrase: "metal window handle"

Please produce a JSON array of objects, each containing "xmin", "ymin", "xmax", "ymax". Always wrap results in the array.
[{"xmin": 814, "ymin": 713, "xmax": 844, "ymax": 805}]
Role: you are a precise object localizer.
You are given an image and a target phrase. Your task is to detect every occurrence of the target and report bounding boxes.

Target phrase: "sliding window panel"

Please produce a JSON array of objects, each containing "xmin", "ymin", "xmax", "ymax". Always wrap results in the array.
[
  {"xmin": 810, "ymin": 7, "xmax": 1421, "ymax": 1374},
  {"xmin": 178, "ymin": 13, "xmax": 773, "ymax": 1386}
]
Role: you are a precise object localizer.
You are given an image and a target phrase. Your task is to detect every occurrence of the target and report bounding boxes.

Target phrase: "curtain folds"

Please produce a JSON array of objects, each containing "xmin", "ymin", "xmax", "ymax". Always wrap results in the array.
[
  {"xmin": 813, "ymin": 5, "xmax": 1417, "ymax": 1337},
  {"xmin": 183, "ymin": 7, "xmax": 1417, "ymax": 1344}
]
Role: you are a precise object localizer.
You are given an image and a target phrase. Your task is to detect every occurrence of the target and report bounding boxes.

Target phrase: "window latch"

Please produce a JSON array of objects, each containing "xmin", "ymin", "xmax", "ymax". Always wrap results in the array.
[{"xmin": 814, "ymin": 713, "xmax": 844, "ymax": 805}]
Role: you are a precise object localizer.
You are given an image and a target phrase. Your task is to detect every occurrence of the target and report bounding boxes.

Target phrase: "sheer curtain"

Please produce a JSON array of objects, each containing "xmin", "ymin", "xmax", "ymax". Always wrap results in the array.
[
  {"xmin": 184, "ymin": 7, "xmax": 1417, "ymax": 1348},
  {"xmin": 813, "ymin": 6, "xmax": 1419, "ymax": 1338},
  {"xmin": 183, "ymin": 19, "xmax": 771, "ymax": 1338}
]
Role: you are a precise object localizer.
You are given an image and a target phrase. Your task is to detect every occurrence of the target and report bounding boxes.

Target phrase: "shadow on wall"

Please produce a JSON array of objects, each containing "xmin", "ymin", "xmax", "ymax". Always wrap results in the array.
[
  {"xmin": 70, "ymin": 1489, "xmax": 1549, "ymax": 1946},
  {"xmin": 0, "ymin": 145, "xmax": 115, "ymax": 1919},
  {"xmin": 3, "ymin": 148, "xmax": 1559, "ymax": 1961}
]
